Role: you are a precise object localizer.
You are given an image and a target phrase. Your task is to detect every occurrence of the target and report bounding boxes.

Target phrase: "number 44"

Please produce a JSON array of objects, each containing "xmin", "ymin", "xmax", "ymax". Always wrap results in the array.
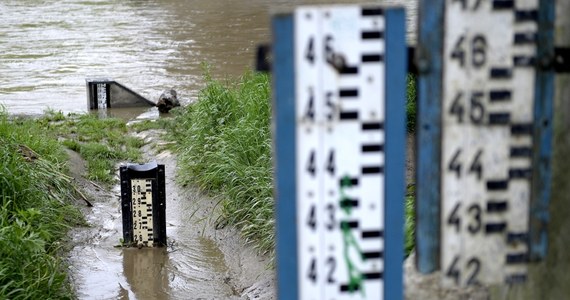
[{"xmin": 448, "ymin": 148, "xmax": 483, "ymax": 180}]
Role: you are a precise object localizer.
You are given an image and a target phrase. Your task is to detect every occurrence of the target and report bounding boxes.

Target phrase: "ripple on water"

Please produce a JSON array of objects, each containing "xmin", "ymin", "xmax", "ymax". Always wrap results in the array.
[{"xmin": 0, "ymin": 0, "xmax": 417, "ymax": 115}]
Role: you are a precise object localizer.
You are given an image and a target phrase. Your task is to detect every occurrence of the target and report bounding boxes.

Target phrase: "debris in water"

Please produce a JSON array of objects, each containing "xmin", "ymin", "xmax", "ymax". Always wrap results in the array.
[{"xmin": 156, "ymin": 88, "xmax": 181, "ymax": 113}]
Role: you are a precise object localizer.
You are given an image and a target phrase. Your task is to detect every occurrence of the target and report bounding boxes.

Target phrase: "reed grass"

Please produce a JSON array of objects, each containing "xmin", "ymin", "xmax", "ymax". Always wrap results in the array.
[
  {"xmin": 0, "ymin": 110, "xmax": 83, "ymax": 299},
  {"xmin": 172, "ymin": 71, "xmax": 418, "ymax": 260},
  {"xmin": 171, "ymin": 72, "xmax": 275, "ymax": 255},
  {"xmin": 0, "ymin": 109, "xmax": 145, "ymax": 298}
]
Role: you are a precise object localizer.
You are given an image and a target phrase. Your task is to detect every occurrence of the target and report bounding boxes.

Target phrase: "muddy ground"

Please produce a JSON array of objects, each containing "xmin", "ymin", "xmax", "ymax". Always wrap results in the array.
[{"xmin": 65, "ymin": 128, "xmax": 275, "ymax": 300}]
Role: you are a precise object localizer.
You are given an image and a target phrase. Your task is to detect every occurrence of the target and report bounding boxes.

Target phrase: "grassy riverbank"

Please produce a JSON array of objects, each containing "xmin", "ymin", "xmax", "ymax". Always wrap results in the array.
[
  {"xmin": 170, "ymin": 72, "xmax": 274, "ymax": 255},
  {"xmin": 0, "ymin": 111, "xmax": 83, "ymax": 299},
  {"xmin": 170, "ymin": 72, "xmax": 417, "ymax": 259},
  {"xmin": 0, "ymin": 110, "xmax": 145, "ymax": 298}
]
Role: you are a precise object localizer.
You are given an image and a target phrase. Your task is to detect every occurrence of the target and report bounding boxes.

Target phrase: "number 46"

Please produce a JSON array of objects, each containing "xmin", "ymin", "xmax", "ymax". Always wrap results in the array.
[
  {"xmin": 451, "ymin": 34, "xmax": 487, "ymax": 68},
  {"xmin": 305, "ymin": 35, "xmax": 336, "ymax": 66}
]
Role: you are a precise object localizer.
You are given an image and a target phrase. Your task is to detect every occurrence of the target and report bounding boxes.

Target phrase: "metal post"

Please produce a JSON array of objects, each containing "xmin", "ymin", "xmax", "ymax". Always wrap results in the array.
[
  {"xmin": 415, "ymin": 0, "xmax": 444, "ymax": 274},
  {"xmin": 272, "ymin": 13, "xmax": 297, "ymax": 300}
]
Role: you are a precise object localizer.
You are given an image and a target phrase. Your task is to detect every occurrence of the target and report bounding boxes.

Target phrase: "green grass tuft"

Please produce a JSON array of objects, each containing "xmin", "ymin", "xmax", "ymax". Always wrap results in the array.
[
  {"xmin": 129, "ymin": 119, "xmax": 172, "ymax": 133},
  {"xmin": 46, "ymin": 112, "xmax": 144, "ymax": 184}
]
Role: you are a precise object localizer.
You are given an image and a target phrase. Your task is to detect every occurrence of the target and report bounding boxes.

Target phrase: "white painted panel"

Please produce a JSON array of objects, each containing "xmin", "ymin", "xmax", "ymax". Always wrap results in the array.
[
  {"xmin": 441, "ymin": 0, "xmax": 538, "ymax": 287},
  {"xmin": 295, "ymin": 7, "xmax": 322, "ymax": 299},
  {"xmin": 295, "ymin": 5, "xmax": 385, "ymax": 299},
  {"xmin": 131, "ymin": 179, "xmax": 154, "ymax": 247}
]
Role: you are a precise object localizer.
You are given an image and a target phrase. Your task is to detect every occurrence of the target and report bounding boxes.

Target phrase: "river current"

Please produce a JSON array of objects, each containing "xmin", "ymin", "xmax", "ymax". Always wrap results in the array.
[{"xmin": 0, "ymin": 0, "xmax": 416, "ymax": 115}]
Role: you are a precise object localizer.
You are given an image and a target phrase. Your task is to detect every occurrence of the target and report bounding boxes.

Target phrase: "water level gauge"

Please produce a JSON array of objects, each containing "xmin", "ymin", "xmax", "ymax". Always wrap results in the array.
[
  {"xmin": 415, "ymin": 0, "xmax": 554, "ymax": 287},
  {"xmin": 120, "ymin": 162, "xmax": 166, "ymax": 247},
  {"xmin": 272, "ymin": 5, "xmax": 406, "ymax": 299},
  {"xmin": 440, "ymin": 0, "xmax": 547, "ymax": 286}
]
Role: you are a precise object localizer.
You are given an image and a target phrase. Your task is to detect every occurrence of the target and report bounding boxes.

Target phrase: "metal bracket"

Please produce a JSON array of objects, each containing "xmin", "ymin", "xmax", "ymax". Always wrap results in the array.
[
  {"xmin": 258, "ymin": 46, "xmax": 563, "ymax": 74},
  {"xmin": 554, "ymin": 47, "xmax": 570, "ymax": 73},
  {"xmin": 255, "ymin": 44, "xmax": 272, "ymax": 72},
  {"xmin": 407, "ymin": 46, "xmax": 418, "ymax": 75},
  {"xmin": 256, "ymin": 44, "xmax": 419, "ymax": 75}
]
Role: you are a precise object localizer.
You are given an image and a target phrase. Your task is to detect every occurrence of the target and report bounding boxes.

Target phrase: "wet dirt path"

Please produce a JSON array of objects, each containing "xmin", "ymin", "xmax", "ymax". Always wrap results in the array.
[{"xmin": 66, "ymin": 128, "xmax": 274, "ymax": 299}]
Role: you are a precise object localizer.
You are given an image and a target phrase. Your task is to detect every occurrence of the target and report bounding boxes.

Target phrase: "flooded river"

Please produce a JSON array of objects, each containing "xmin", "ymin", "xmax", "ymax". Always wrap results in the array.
[
  {"xmin": 0, "ymin": 0, "xmax": 416, "ymax": 115},
  {"xmin": 1, "ymin": 0, "xmax": 417, "ymax": 299}
]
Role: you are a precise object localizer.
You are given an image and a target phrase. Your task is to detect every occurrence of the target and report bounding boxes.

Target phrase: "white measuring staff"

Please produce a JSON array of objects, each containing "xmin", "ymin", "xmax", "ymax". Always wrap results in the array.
[
  {"xmin": 441, "ymin": 0, "xmax": 538, "ymax": 286},
  {"xmin": 295, "ymin": 5, "xmax": 386, "ymax": 299},
  {"xmin": 131, "ymin": 178, "xmax": 154, "ymax": 247}
]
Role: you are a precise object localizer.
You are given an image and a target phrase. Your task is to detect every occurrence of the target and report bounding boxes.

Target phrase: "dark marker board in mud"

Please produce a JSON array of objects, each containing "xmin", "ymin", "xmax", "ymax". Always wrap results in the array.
[
  {"xmin": 120, "ymin": 161, "xmax": 167, "ymax": 247},
  {"xmin": 271, "ymin": 5, "xmax": 406, "ymax": 299},
  {"xmin": 415, "ymin": 0, "xmax": 554, "ymax": 287}
]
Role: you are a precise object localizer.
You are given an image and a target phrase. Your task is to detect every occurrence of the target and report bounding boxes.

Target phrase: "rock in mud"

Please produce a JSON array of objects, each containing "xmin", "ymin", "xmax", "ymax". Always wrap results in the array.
[{"xmin": 156, "ymin": 88, "xmax": 180, "ymax": 113}]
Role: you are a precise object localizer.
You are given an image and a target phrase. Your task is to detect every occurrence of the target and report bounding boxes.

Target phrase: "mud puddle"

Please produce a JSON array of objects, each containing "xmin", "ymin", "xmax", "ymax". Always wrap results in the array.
[{"xmin": 66, "ymin": 127, "xmax": 274, "ymax": 299}]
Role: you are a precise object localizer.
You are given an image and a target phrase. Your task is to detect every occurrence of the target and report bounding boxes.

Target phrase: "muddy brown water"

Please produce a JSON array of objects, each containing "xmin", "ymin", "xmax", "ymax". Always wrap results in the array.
[
  {"xmin": 0, "ymin": 0, "xmax": 416, "ymax": 115},
  {"xmin": 1, "ymin": 0, "xmax": 417, "ymax": 299}
]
